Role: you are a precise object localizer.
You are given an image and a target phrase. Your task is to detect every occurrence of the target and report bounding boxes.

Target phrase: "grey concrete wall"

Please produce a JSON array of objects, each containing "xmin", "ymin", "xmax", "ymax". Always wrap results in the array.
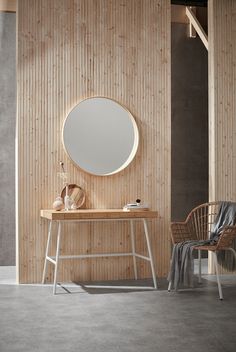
[
  {"xmin": 0, "ymin": 13, "xmax": 16, "ymax": 265},
  {"xmin": 171, "ymin": 23, "xmax": 208, "ymax": 221}
]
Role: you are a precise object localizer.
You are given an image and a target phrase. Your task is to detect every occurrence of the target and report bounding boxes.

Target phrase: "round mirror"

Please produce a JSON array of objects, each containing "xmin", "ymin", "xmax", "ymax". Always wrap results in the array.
[{"xmin": 62, "ymin": 97, "xmax": 139, "ymax": 176}]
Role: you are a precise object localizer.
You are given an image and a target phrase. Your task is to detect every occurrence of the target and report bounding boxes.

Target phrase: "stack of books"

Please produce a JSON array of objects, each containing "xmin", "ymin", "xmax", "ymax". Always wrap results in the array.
[{"xmin": 123, "ymin": 202, "xmax": 149, "ymax": 211}]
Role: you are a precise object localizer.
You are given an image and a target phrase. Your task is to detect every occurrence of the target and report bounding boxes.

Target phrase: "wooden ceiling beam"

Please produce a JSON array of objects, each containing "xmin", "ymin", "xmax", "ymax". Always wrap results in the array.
[{"xmin": 186, "ymin": 6, "xmax": 208, "ymax": 50}]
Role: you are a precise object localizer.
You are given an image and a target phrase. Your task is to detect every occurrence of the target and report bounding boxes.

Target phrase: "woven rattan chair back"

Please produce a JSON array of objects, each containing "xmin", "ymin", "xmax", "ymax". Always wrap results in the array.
[
  {"xmin": 187, "ymin": 202, "xmax": 220, "ymax": 241},
  {"xmin": 170, "ymin": 202, "xmax": 220, "ymax": 244}
]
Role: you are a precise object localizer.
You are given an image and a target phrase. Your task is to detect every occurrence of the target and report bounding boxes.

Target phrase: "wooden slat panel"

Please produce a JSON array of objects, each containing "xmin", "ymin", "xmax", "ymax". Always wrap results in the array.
[
  {"xmin": 0, "ymin": 0, "xmax": 16, "ymax": 12},
  {"xmin": 208, "ymin": 0, "xmax": 236, "ymax": 273},
  {"xmin": 17, "ymin": 0, "xmax": 171, "ymax": 283}
]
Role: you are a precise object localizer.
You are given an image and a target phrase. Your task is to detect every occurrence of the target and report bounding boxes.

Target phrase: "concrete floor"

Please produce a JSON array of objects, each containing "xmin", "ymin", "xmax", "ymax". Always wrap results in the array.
[{"xmin": 0, "ymin": 266, "xmax": 236, "ymax": 352}]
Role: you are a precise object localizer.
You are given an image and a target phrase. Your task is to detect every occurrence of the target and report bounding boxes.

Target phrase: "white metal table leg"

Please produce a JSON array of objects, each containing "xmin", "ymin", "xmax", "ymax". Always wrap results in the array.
[
  {"xmin": 213, "ymin": 251, "xmax": 223, "ymax": 300},
  {"xmin": 53, "ymin": 221, "xmax": 62, "ymax": 295},
  {"xmin": 42, "ymin": 221, "xmax": 52, "ymax": 284},
  {"xmin": 198, "ymin": 249, "xmax": 202, "ymax": 283},
  {"xmin": 130, "ymin": 220, "xmax": 138, "ymax": 280},
  {"xmin": 143, "ymin": 219, "xmax": 157, "ymax": 289}
]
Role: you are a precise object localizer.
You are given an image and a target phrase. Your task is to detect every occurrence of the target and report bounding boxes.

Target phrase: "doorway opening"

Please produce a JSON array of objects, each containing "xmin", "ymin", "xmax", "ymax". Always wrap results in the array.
[{"xmin": 171, "ymin": 3, "xmax": 208, "ymax": 223}]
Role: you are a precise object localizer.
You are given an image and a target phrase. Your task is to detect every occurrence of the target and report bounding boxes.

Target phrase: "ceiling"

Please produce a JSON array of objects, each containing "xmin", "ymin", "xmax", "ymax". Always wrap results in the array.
[{"xmin": 171, "ymin": 0, "xmax": 207, "ymax": 7}]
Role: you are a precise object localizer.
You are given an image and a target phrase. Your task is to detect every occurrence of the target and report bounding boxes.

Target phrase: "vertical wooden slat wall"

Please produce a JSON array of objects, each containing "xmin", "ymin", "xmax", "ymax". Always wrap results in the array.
[
  {"xmin": 208, "ymin": 0, "xmax": 236, "ymax": 272},
  {"xmin": 17, "ymin": 0, "xmax": 171, "ymax": 283}
]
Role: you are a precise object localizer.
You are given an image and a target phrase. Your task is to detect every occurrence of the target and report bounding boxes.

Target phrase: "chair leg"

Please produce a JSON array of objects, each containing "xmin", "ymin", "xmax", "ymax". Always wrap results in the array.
[
  {"xmin": 198, "ymin": 249, "xmax": 202, "ymax": 283},
  {"xmin": 168, "ymin": 281, "xmax": 172, "ymax": 292},
  {"xmin": 213, "ymin": 251, "xmax": 223, "ymax": 300}
]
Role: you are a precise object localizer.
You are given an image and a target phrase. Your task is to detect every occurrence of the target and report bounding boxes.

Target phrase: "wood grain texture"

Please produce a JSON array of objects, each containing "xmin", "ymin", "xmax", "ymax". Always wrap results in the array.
[
  {"xmin": 17, "ymin": 0, "xmax": 171, "ymax": 283},
  {"xmin": 0, "ymin": 0, "xmax": 16, "ymax": 12},
  {"xmin": 208, "ymin": 0, "xmax": 236, "ymax": 273},
  {"xmin": 40, "ymin": 209, "xmax": 158, "ymax": 221}
]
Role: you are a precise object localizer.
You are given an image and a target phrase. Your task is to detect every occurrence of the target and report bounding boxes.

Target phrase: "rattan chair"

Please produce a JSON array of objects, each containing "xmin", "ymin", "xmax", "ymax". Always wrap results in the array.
[{"xmin": 168, "ymin": 202, "xmax": 236, "ymax": 299}]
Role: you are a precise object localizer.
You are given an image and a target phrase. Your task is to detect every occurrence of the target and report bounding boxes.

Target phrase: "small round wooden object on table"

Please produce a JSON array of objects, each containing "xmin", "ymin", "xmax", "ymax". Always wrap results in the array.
[{"xmin": 61, "ymin": 184, "xmax": 86, "ymax": 209}]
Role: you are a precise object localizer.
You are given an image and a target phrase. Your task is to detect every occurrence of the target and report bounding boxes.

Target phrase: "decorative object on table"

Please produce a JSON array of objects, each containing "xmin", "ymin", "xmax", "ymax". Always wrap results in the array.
[
  {"xmin": 71, "ymin": 202, "xmax": 78, "ymax": 210},
  {"xmin": 57, "ymin": 161, "xmax": 70, "ymax": 211},
  {"xmin": 123, "ymin": 199, "xmax": 149, "ymax": 211},
  {"xmin": 52, "ymin": 196, "xmax": 64, "ymax": 211},
  {"xmin": 58, "ymin": 161, "xmax": 69, "ymax": 182},
  {"xmin": 64, "ymin": 182, "xmax": 72, "ymax": 211},
  {"xmin": 61, "ymin": 184, "xmax": 86, "ymax": 209}
]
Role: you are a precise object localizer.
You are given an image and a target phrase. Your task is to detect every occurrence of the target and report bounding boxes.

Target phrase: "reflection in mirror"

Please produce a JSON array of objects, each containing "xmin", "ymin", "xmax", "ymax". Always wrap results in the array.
[{"xmin": 62, "ymin": 97, "xmax": 139, "ymax": 176}]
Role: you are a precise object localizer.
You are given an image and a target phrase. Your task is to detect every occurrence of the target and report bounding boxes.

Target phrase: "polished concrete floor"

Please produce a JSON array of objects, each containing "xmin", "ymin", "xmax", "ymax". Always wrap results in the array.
[{"xmin": 0, "ymin": 266, "xmax": 236, "ymax": 352}]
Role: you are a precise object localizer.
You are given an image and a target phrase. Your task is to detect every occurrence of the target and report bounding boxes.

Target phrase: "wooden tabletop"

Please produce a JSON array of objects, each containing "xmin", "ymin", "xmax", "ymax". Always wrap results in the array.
[{"xmin": 40, "ymin": 209, "xmax": 158, "ymax": 221}]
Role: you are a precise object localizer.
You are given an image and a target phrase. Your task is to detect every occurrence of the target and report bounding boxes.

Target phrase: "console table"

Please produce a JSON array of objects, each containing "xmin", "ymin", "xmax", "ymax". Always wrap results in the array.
[{"xmin": 41, "ymin": 209, "xmax": 158, "ymax": 294}]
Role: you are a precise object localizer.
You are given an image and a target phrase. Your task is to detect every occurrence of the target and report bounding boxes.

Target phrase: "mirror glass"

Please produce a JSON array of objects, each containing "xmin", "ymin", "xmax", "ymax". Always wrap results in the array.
[{"xmin": 62, "ymin": 97, "xmax": 139, "ymax": 176}]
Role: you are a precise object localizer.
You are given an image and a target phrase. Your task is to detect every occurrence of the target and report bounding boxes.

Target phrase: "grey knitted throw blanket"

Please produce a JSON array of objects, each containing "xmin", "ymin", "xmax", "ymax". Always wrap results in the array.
[{"xmin": 168, "ymin": 201, "xmax": 236, "ymax": 290}]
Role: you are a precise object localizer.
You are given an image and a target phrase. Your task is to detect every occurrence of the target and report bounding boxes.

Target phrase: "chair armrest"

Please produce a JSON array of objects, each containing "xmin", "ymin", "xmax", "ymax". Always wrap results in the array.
[
  {"xmin": 216, "ymin": 226, "xmax": 236, "ymax": 249},
  {"xmin": 170, "ymin": 221, "xmax": 196, "ymax": 244}
]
